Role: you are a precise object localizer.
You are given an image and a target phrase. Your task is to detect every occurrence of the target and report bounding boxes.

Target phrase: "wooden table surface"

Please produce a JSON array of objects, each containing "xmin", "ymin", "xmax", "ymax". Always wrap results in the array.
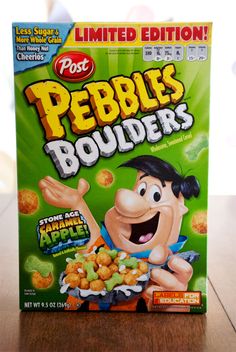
[{"xmin": 0, "ymin": 195, "xmax": 236, "ymax": 352}]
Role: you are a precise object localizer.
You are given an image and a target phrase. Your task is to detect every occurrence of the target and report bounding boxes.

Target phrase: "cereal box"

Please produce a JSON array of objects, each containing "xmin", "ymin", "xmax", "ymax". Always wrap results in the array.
[{"xmin": 13, "ymin": 22, "xmax": 211, "ymax": 312}]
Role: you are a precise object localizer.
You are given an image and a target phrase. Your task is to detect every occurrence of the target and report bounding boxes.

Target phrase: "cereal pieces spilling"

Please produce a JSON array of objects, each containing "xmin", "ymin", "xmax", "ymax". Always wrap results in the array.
[
  {"xmin": 62, "ymin": 250, "xmax": 149, "ymax": 293},
  {"xmin": 18, "ymin": 189, "xmax": 39, "ymax": 215}
]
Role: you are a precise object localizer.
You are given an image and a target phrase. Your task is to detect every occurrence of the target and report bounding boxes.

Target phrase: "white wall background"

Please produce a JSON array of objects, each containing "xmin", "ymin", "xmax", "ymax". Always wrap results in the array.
[{"xmin": 0, "ymin": 0, "xmax": 236, "ymax": 194}]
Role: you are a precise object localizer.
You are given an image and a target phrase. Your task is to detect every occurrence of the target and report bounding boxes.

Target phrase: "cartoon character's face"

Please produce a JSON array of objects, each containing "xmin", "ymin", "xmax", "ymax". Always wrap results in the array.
[{"xmin": 105, "ymin": 171, "xmax": 188, "ymax": 253}]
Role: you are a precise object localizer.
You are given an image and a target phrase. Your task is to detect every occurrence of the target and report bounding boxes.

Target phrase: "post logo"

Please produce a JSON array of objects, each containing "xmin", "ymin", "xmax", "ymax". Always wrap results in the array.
[{"xmin": 53, "ymin": 51, "xmax": 95, "ymax": 82}]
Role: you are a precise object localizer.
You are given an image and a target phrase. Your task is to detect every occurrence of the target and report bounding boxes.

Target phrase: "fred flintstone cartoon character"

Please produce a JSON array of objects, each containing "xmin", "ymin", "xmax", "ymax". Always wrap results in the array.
[{"xmin": 39, "ymin": 155, "xmax": 200, "ymax": 311}]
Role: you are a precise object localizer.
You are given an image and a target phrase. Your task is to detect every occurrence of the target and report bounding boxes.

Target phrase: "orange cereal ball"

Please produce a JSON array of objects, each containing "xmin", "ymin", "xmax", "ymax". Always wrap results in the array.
[
  {"xmin": 64, "ymin": 273, "xmax": 80, "ymax": 289},
  {"xmin": 96, "ymin": 252, "xmax": 112, "ymax": 266},
  {"xmin": 124, "ymin": 273, "xmax": 137, "ymax": 286},
  {"xmin": 120, "ymin": 274, "xmax": 125, "ymax": 283},
  {"xmin": 65, "ymin": 262, "xmax": 82, "ymax": 274},
  {"xmin": 109, "ymin": 263, "xmax": 119, "ymax": 274},
  {"xmin": 119, "ymin": 268, "xmax": 130, "ymax": 275},
  {"xmin": 117, "ymin": 251, "xmax": 130, "ymax": 259},
  {"xmin": 130, "ymin": 269, "xmax": 143, "ymax": 278},
  {"xmin": 80, "ymin": 278, "xmax": 90, "ymax": 290},
  {"xmin": 77, "ymin": 267, "xmax": 86, "ymax": 278},
  {"xmin": 192, "ymin": 211, "xmax": 207, "ymax": 234},
  {"xmin": 18, "ymin": 189, "xmax": 39, "ymax": 215},
  {"xmin": 86, "ymin": 254, "xmax": 98, "ymax": 270},
  {"xmin": 114, "ymin": 257, "xmax": 120, "ymax": 265},
  {"xmin": 97, "ymin": 266, "xmax": 112, "ymax": 280},
  {"xmin": 90, "ymin": 279, "xmax": 105, "ymax": 291},
  {"xmin": 87, "ymin": 253, "xmax": 97, "ymax": 262},
  {"xmin": 32, "ymin": 272, "xmax": 53, "ymax": 289},
  {"xmin": 96, "ymin": 169, "xmax": 114, "ymax": 187},
  {"xmin": 138, "ymin": 262, "xmax": 149, "ymax": 274}
]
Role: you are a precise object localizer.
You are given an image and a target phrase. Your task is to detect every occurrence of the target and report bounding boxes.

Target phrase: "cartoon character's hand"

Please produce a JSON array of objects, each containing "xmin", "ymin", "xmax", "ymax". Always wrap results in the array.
[
  {"xmin": 144, "ymin": 244, "xmax": 193, "ymax": 303},
  {"xmin": 39, "ymin": 176, "xmax": 90, "ymax": 209}
]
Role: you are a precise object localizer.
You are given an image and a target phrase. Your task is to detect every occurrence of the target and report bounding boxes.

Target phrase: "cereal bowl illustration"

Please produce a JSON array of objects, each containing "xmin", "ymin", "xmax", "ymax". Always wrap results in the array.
[
  {"xmin": 59, "ymin": 248, "xmax": 199, "ymax": 310},
  {"xmin": 59, "ymin": 249, "xmax": 149, "ymax": 309}
]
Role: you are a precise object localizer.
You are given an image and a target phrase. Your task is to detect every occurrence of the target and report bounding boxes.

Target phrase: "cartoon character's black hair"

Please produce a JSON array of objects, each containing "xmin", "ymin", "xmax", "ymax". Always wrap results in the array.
[{"xmin": 119, "ymin": 155, "xmax": 200, "ymax": 200}]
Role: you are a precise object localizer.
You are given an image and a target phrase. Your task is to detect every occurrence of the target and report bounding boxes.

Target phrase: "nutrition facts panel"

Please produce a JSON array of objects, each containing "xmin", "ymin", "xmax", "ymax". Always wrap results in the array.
[{"xmin": 143, "ymin": 45, "xmax": 208, "ymax": 62}]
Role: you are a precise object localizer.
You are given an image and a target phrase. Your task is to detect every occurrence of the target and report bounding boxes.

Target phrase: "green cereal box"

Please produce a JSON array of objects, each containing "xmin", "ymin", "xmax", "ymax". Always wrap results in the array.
[{"xmin": 13, "ymin": 22, "xmax": 211, "ymax": 312}]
